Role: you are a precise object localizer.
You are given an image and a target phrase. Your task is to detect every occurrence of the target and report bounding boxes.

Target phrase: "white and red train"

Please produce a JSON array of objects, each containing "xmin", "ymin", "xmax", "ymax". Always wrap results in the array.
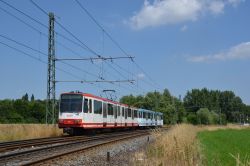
[{"xmin": 58, "ymin": 92, "xmax": 163, "ymax": 135}]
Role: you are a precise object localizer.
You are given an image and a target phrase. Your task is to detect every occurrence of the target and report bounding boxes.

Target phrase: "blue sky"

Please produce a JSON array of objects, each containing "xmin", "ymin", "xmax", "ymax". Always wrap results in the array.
[{"xmin": 0, "ymin": 0, "xmax": 250, "ymax": 104}]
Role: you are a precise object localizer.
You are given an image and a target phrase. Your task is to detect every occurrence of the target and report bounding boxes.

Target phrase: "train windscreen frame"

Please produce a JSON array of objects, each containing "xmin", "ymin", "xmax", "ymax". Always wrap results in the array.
[{"xmin": 60, "ymin": 94, "xmax": 83, "ymax": 113}]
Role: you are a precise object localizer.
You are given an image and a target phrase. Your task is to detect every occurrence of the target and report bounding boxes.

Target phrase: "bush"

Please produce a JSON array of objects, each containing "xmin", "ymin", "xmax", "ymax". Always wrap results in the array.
[
  {"xmin": 187, "ymin": 113, "xmax": 198, "ymax": 125},
  {"xmin": 197, "ymin": 108, "xmax": 211, "ymax": 124},
  {"xmin": 210, "ymin": 111, "xmax": 219, "ymax": 124}
]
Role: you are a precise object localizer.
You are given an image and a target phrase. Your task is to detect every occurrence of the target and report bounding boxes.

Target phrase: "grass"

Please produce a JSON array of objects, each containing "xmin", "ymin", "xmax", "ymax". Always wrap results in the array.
[
  {"xmin": 198, "ymin": 128, "xmax": 250, "ymax": 166},
  {"xmin": 0, "ymin": 124, "xmax": 63, "ymax": 141},
  {"xmin": 132, "ymin": 124, "xmax": 203, "ymax": 166},
  {"xmin": 132, "ymin": 124, "xmax": 250, "ymax": 166}
]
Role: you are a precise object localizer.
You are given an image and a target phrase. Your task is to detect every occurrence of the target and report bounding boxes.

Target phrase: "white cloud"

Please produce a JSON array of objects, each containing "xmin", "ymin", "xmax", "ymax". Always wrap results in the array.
[
  {"xmin": 180, "ymin": 25, "xmax": 188, "ymax": 32},
  {"xmin": 126, "ymin": 0, "xmax": 244, "ymax": 30},
  {"xmin": 228, "ymin": 0, "xmax": 245, "ymax": 7},
  {"xmin": 188, "ymin": 42, "xmax": 250, "ymax": 63},
  {"xmin": 208, "ymin": 1, "xmax": 225, "ymax": 15}
]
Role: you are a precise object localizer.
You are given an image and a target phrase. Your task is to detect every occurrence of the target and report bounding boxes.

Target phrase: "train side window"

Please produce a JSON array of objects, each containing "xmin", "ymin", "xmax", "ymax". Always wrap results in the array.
[
  {"xmin": 103, "ymin": 103, "xmax": 107, "ymax": 118},
  {"xmin": 118, "ymin": 106, "xmax": 120, "ymax": 116},
  {"xmin": 128, "ymin": 108, "xmax": 131, "ymax": 117},
  {"xmin": 134, "ymin": 110, "xmax": 138, "ymax": 118},
  {"xmin": 83, "ymin": 98, "xmax": 88, "ymax": 113},
  {"xmin": 132, "ymin": 109, "xmax": 134, "ymax": 119},
  {"xmin": 94, "ymin": 100, "xmax": 102, "ymax": 114},
  {"xmin": 122, "ymin": 107, "xmax": 124, "ymax": 117},
  {"xmin": 108, "ymin": 104, "xmax": 113, "ymax": 115},
  {"xmin": 143, "ymin": 112, "xmax": 145, "ymax": 119},
  {"xmin": 125, "ymin": 108, "xmax": 128, "ymax": 119},
  {"xmin": 114, "ymin": 105, "xmax": 117, "ymax": 118},
  {"xmin": 89, "ymin": 99, "xmax": 92, "ymax": 113}
]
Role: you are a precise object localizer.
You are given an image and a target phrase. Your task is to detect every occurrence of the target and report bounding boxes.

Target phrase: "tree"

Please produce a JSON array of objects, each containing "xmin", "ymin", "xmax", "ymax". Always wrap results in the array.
[
  {"xmin": 184, "ymin": 88, "xmax": 245, "ymax": 123},
  {"xmin": 119, "ymin": 89, "xmax": 185, "ymax": 125},
  {"xmin": 31, "ymin": 94, "xmax": 35, "ymax": 102},
  {"xmin": 22, "ymin": 93, "xmax": 29, "ymax": 102}
]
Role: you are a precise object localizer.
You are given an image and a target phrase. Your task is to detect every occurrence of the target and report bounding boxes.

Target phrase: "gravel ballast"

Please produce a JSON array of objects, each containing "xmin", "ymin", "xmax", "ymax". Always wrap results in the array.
[{"xmin": 47, "ymin": 134, "xmax": 155, "ymax": 166}]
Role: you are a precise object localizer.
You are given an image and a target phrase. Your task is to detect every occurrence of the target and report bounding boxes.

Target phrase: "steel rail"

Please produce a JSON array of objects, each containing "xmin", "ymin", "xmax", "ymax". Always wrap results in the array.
[
  {"xmin": 0, "ymin": 130, "xmax": 152, "ymax": 165},
  {"xmin": 22, "ymin": 131, "xmax": 150, "ymax": 166},
  {"xmin": 0, "ymin": 130, "xmax": 142, "ymax": 152},
  {"xmin": 0, "ymin": 135, "xmax": 88, "ymax": 152}
]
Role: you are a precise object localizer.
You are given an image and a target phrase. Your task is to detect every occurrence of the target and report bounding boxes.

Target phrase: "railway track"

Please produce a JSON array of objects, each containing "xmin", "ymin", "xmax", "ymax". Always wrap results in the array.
[
  {"xmin": 0, "ymin": 135, "xmax": 86, "ymax": 152},
  {"xmin": 0, "ymin": 129, "xmax": 157, "ymax": 166}
]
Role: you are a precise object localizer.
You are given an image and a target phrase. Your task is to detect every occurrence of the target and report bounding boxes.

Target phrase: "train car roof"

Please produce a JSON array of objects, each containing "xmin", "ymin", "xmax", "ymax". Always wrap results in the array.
[
  {"xmin": 138, "ymin": 108, "xmax": 154, "ymax": 113},
  {"xmin": 61, "ymin": 92, "xmax": 129, "ymax": 107},
  {"xmin": 138, "ymin": 108, "xmax": 163, "ymax": 115}
]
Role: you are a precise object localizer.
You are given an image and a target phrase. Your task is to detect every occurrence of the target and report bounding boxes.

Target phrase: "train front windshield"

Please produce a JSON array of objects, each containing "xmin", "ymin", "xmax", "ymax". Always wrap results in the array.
[{"xmin": 60, "ymin": 94, "xmax": 83, "ymax": 113}]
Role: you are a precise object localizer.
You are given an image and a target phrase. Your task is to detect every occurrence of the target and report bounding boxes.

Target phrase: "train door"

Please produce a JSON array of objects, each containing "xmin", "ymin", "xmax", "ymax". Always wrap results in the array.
[
  {"xmin": 117, "ymin": 106, "xmax": 121, "ymax": 127},
  {"xmin": 131, "ymin": 109, "xmax": 134, "ymax": 126},
  {"xmin": 88, "ymin": 99, "xmax": 93, "ymax": 124},
  {"xmin": 113, "ymin": 105, "xmax": 116, "ymax": 126},
  {"xmin": 125, "ymin": 108, "xmax": 128, "ymax": 126},
  {"xmin": 134, "ymin": 110, "xmax": 138, "ymax": 126},
  {"xmin": 121, "ymin": 107, "xmax": 125, "ymax": 126},
  {"xmin": 107, "ymin": 103, "xmax": 113, "ymax": 126},
  {"xmin": 83, "ymin": 97, "xmax": 93, "ymax": 124},
  {"xmin": 103, "ymin": 102, "xmax": 107, "ymax": 127}
]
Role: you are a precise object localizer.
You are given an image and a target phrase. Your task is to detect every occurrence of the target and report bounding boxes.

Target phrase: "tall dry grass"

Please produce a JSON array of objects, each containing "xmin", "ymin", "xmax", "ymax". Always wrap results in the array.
[
  {"xmin": 230, "ymin": 153, "xmax": 250, "ymax": 166},
  {"xmin": 132, "ymin": 124, "xmax": 203, "ymax": 166},
  {"xmin": 0, "ymin": 124, "xmax": 63, "ymax": 141},
  {"xmin": 132, "ymin": 124, "xmax": 250, "ymax": 166},
  {"xmin": 202, "ymin": 123, "xmax": 250, "ymax": 131}
]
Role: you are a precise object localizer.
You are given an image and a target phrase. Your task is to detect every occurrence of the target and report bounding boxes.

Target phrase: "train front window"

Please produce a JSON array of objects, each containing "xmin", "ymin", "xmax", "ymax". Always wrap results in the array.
[{"xmin": 60, "ymin": 94, "xmax": 83, "ymax": 113}]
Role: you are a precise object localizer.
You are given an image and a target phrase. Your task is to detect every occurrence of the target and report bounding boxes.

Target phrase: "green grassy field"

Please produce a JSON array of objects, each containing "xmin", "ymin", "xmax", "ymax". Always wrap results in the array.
[{"xmin": 198, "ymin": 128, "xmax": 250, "ymax": 166}]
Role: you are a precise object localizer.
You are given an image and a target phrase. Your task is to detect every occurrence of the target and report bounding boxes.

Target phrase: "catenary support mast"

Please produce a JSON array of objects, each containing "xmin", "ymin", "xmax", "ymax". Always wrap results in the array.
[{"xmin": 46, "ymin": 12, "xmax": 56, "ymax": 124}]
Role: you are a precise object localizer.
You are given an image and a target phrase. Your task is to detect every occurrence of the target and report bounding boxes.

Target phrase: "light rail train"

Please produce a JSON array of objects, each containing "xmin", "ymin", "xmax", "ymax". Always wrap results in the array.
[{"xmin": 58, "ymin": 92, "xmax": 163, "ymax": 135}]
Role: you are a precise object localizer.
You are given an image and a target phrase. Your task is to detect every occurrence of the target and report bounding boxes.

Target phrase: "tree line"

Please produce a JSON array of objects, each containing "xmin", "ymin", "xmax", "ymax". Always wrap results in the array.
[
  {"xmin": 0, "ymin": 88, "xmax": 249, "ymax": 124},
  {"xmin": 120, "ymin": 88, "xmax": 250, "ymax": 125},
  {"xmin": 0, "ymin": 93, "xmax": 46, "ymax": 123}
]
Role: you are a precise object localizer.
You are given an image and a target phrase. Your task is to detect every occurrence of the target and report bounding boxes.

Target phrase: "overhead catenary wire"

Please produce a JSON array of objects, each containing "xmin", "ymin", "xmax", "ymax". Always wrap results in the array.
[
  {"xmin": 0, "ymin": 39, "xmax": 133, "ymax": 97},
  {"xmin": 0, "ymin": 33, "xmax": 134, "ymax": 97},
  {"xmin": 0, "ymin": 40, "xmax": 81, "ymax": 81},
  {"xmin": 74, "ymin": 0, "xmax": 162, "ymax": 91},
  {"xmin": 29, "ymin": 0, "xmax": 141, "ymax": 94},
  {"xmin": 0, "ymin": 0, "xmax": 88, "ymax": 52},
  {"xmin": 74, "ymin": 0, "xmax": 133, "ymax": 61},
  {"xmin": 0, "ymin": 4, "xmax": 108, "ymax": 81},
  {"xmin": 30, "ymin": 0, "xmax": 137, "ymax": 89},
  {"xmin": 1, "ymin": 0, "xmax": 145, "ymax": 96},
  {"xmin": 0, "ymin": 34, "xmax": 136, "ymax": 86}
]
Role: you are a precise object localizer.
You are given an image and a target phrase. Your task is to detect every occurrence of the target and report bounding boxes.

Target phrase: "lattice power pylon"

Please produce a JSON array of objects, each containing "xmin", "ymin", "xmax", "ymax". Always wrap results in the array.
[{"xmin": 46, "ymin": 12, "xmax": 56, "ymax": 124}]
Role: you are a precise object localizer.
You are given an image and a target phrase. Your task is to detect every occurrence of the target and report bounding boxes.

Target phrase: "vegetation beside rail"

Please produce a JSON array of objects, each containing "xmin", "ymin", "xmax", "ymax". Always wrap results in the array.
[
  {"xmin": 0, "ymin": 124, "xmax": 62, "ymax": 141},
  {"xmin": 133, "ymin": 124, "xmax": 202, "ymax": 165},
  {"xmin": 1, "ymin": 88, "xmax": 249, "ymax": 125},
  {"xmin": 132, "ymin": 124, "xmax": 250, "ymax": 166}
]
